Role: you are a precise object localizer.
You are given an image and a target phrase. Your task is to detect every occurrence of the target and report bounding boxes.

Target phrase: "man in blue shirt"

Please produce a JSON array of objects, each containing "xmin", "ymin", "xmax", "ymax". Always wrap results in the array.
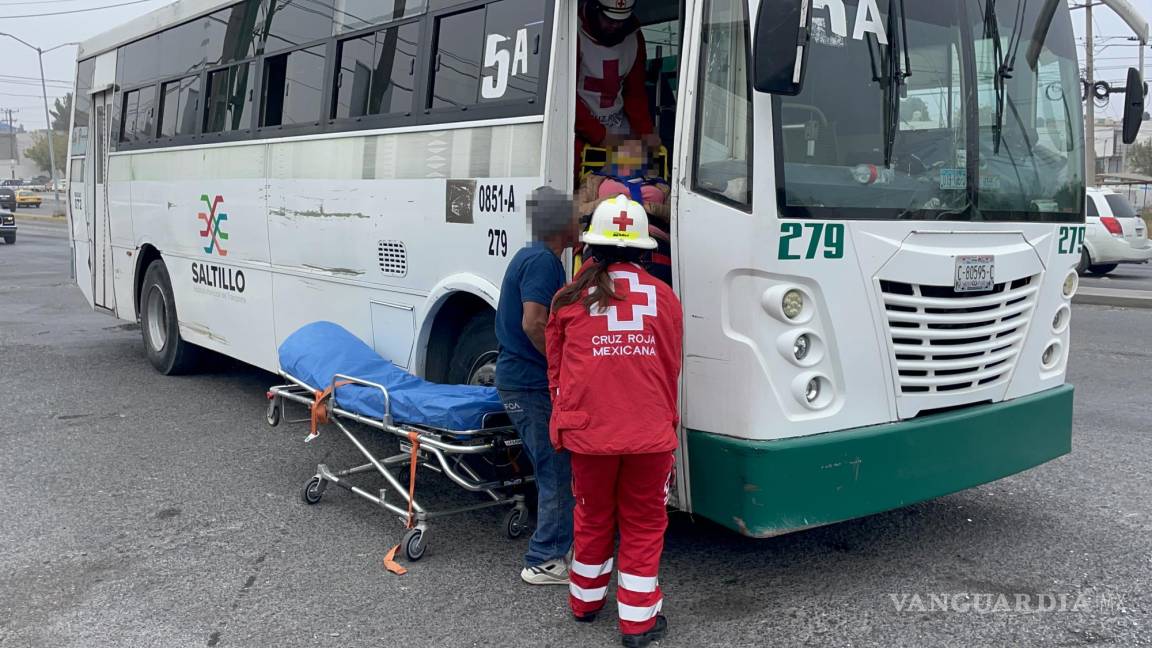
[{"xmin": 496, "ymin": 186, "xmax": 576, "ymax": 585}]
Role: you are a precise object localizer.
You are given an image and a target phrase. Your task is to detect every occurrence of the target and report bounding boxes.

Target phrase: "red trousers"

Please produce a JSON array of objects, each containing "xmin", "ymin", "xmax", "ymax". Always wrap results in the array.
[{"xmin": 568, "ymin": 451, "xmax": 674, "ymax": 634}]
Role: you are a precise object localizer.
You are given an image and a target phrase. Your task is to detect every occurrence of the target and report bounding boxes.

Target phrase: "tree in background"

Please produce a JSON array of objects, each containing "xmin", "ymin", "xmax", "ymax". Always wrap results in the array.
[
  {"xmin": 23, "ymin": 131, "xmax": 66, "ymax": 174},
  {"xmin": 1128, "ymin": 140, "xmax": 1152, "ymax": 177},
  {"xmin": 50, "ymin": 94, "xmax": 72, "ymax": 133}
]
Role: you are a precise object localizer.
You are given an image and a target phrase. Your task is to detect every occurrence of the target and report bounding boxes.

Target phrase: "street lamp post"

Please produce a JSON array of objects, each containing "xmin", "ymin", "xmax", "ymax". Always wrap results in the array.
[{"xmin": 0, "ymin": 33, "xmax": 78, "ymax": 206}]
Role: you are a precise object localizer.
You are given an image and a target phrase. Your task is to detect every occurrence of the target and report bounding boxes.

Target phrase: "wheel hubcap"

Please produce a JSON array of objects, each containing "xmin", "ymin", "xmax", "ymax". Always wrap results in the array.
[
  {"xmin": 145, "ymin": 285, "xmax": 168, "ymax": 352},
  {"xmin": 468, "ymin": 351, "xmax": 499, "ymax": 387}
]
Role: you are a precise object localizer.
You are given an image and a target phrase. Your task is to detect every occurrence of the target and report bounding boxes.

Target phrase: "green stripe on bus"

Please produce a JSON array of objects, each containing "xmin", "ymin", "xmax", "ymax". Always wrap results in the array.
[{"xmin": 686, "ymin": 384, "xmax": 1073, "ymax": 538}]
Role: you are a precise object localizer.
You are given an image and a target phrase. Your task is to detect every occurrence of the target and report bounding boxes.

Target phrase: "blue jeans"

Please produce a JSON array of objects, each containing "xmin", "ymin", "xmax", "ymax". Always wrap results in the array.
[{"xmin": 499, "ymin": 388, "xmax": 574, "ymax": 567}]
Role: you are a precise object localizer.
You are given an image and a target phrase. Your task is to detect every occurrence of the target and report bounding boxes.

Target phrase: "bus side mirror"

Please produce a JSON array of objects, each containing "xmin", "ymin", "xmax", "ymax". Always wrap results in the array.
[
  {"xmin": 1121, "ymin": 67, "xmax": 1146, "ymax": 145},
  {"xmin": 752, "ymin": 0, "xmax": 813, "ymax": 96}
]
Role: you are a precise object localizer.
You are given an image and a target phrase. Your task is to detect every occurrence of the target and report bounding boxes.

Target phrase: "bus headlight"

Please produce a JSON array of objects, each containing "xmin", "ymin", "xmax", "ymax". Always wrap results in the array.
[
  {"xmin": 805, "ymin": 377, "xmax": 821, "ymax": 402},
  {"xmin": 1052, "ymin": 305, "xmax": 1070, "ymax": 333},
  {"xmin": 793, "ymin": 334, "xmax": 811, "ymax": 361},
  {"xmin": 1042, "ymin": 341, "xmax": 1062, "ymax": 369},
  {"xmin": 793, "ymin": 373, "xmax": 833, "ymax": 409},
  {"xmin": 1062, "ymin": 271, "xmax": 1078, "ymax": 298},
  {"xmin": 782, "ymin": 289, "xmax": 805, "ymax": 320}
]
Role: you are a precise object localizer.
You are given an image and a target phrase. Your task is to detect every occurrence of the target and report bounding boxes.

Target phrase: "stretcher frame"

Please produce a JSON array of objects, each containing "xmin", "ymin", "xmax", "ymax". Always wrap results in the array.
[{"xmin": 266, "ymin": 372, "xmax": 531, "ymax": 561}]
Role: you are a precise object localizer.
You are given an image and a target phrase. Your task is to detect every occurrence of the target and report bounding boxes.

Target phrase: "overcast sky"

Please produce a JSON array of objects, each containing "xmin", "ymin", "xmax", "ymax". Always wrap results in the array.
[{"xmin": 0, "ymin": 0, "xmax": 1149, "ymax": 129}]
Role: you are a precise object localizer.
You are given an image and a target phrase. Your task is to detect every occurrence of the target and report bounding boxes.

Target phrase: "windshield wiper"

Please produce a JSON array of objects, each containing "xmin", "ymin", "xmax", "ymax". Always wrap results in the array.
[
  {"xmin": 987, "ymin": 0, "xmax": 1028, "ymax": 154},
  {"xmin": 882, "ymin": 0, "xmax": 913, "ymax": 167}
]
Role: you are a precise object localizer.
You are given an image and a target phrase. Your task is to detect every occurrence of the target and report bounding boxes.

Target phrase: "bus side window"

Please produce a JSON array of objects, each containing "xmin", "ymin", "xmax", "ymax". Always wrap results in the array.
[{"xmin": 691, "ymin": 0, "xmax": 752, "ymax": 209}]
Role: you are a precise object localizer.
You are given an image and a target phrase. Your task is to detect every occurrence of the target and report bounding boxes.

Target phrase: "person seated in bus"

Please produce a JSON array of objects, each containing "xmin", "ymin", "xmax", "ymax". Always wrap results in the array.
[
  {"xmin": 575, "ymin": 139, "xmax": 672, "ymax": 284},
  {"xmin": 576, "ymin": 0, "xmax": 661, "ymax": 174}
]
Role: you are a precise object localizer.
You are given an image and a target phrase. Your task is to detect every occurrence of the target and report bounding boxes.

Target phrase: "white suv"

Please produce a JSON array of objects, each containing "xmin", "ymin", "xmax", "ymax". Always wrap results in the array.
[{"xmin": 1080, "ymin": 188, "xmax": 1151, "ymax": 275}]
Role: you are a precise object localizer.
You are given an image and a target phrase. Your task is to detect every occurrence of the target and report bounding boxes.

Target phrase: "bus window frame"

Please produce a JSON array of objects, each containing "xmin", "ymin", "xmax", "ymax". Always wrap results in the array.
[
  {"xmin": 422, "ymin": 0, "xmax": 552, "ymax": 121},
  {"xmin": 100, "ymin": 0, "xmax": 554, "ymax": 154},
  {"xmin": 325, "ymin": 16, "xmax": 427, "ymax": 132}
]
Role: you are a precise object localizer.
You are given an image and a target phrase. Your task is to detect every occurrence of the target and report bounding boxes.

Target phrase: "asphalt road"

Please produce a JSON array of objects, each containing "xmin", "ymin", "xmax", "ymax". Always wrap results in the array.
[
  {"xmin": 1079, "ymin": 261, "xmax": 1152, "ymax": 293},
  {"xmin": 8, "ymin": 193, "xmax": 66, "ymax": 216},
  {"xmin": 2, "ymin": 220, "xmax": 1150, "ymax": 648}
]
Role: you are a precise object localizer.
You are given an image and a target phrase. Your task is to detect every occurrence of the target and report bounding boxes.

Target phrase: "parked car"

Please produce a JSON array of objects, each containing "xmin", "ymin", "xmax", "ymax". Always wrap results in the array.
[
  {"xmin": 0, "ymin": 187, "xmax": 15, "ymax": 211},
  {"xmin": 1080, "ymin": 188, "xmax": 1151, "ymax": 275},
  {"xmin": 0, "ymin": 211, "xmax": 15, "ymax": 244},
  {"xmin": 1, "ymin": 179, "xmax": 24, "ymax": 188},
  {"xmin": 15, "ymin": 190, "xmax": 42, "ymax": 208}
]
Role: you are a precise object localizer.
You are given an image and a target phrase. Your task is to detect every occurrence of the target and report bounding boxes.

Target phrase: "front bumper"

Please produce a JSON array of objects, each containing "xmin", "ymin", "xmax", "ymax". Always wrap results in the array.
[
  {"xmin": 0, "ymin": 224, "xmax": 16, "ymax": 236},
  {"xmin": 1089, "ymin": 235, "xmax": 1152, "ymax": 264},
  {"xmin": 686, "ymin": 385, "xmax": 1074, "ymax": 537}
]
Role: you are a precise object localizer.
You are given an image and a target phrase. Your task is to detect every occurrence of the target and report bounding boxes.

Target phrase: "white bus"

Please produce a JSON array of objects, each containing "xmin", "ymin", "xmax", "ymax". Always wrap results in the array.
[{"xmin": 68, "ymin": 0, "xmax": 1089, "ymax": 537}]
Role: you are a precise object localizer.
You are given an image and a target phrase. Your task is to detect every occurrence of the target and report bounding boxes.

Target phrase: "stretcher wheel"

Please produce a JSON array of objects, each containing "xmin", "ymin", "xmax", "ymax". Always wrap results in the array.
[
  {"xmin": 503, "ymin": 507, "xmax": 528, "ymax": 540},
  {"xmin": 301, "ymin": 477, "xmax": 325, "ymax": 505},
  {"xmin": 266, "ymin": 398, "xmax": 281, "ymax": 427},
  {"xmin": 402, "ymin": 528, "xmax": 426, "ymax": 561}
]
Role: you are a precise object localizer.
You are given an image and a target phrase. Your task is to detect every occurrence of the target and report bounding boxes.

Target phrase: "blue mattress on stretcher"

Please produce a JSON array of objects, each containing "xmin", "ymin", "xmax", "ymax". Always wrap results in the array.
[{"xmin": 278, "ymin": 321, "xmax": 505, "ymax": 431}]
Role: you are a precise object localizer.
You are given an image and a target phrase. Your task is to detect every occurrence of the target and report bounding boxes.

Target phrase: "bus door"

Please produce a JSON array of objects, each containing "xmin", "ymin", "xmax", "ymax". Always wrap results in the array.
[
  {"xmin": 670, "ymin": 0, "xmax": 755, "ymax": 509},
  {"xmin": 90, "ymin": 89, "xmax": 115, "ymax": 312}
]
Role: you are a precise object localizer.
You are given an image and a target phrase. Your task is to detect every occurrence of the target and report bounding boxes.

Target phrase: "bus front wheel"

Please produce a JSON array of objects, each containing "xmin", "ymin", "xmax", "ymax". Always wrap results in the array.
[
  {"xmin": 447, "ymin": 312, "xmax": 498, "ymax": 387},
  {"xmin": 139, "ymin": 260, "xmax": 200, "ymax": 375}
]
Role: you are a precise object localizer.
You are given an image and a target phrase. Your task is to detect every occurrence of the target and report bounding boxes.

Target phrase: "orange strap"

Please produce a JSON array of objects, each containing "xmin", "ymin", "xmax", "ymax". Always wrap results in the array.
[
  {"xmin": 403, "ymin": 430, "xmax": 420, "ymax": 528},
  {"xmin": 383, "ymin": 430, "xmax": 423, "ymax": 575},
  {"xmin": 383, "ymin": 544, "xmax": 407, "ymax": 575},
  {"xmin": 307, "ymin": 380, "xmax": 351, "ymax": 440}
]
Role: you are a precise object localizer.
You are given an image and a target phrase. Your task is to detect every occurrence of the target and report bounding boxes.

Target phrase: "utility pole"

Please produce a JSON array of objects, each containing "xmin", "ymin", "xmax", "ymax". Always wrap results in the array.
[
  {"xmin": 2, "ymin": 108, "xmax": 19, "ymax": 180},
  {"xmin": 36, "ymin": 47, "xmax": 59, "ymax": 202},
  {"xmin": 1085, "ymin": 1, "xmax": 1096, "ymax": 185}
]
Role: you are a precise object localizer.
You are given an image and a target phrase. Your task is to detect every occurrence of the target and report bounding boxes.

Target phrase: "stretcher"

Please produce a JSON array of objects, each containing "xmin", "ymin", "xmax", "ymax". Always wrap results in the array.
[{"xmin": 265, "ymin": 322, "xmax": 531, "ymax": 562}]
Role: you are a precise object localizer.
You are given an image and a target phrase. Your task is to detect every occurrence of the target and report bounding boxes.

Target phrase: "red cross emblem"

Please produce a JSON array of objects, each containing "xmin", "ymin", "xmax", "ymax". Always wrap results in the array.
[
  {"xmin": 612, "ymin": 210, "xmax": 634, "ymax": 232},
  {"xmin": 590, "ymin": 271, "xmax": 658, "ymax": 331},
  {"xmin": 583, "ymin": 59, "xmax": 622, "ymax": 109}
]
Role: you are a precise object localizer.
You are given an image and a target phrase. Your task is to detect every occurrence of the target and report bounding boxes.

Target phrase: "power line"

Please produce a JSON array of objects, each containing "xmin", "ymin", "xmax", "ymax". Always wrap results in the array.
[
  {"xmin": 0, "ymin": 0, "xmax": 120, "ymax": 5},
  {"xmin": 5, "ymin": 0, "xmax": 159, "ymax": 19},
  {"xmin": 0, "ymin": 90, "xmax": 67, "ymax": 98},
  {"xmin": 0, "ymin": 73, "xmax": 70, "ymax": 84}
]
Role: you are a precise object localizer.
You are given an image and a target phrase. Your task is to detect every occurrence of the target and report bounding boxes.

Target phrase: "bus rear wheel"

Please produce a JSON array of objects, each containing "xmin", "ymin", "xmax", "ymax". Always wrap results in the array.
[
  {"xmin": 447, "ymin": 312, "xmax": 498, "ymax": 386},
  {"xmin": 139, "ymin": 260, "xmax": 199, "ymax": 375}
]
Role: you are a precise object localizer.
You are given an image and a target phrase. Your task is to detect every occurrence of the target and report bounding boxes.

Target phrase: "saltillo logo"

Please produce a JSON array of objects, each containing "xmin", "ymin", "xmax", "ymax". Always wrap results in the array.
[
  {"xmin": 198, "ymin": 193, "xmax": 229, "ymax": 256},
  {"xmin": 591, "ymin": 270, "xmax": 656, "ymax": 332},
  {"xmin": 193, "ymin": 193, "xmax": 244, "ymax": 295}
]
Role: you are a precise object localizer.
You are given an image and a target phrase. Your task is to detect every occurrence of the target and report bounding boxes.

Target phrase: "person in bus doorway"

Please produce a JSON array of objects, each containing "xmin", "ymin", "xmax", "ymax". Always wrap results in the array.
[
  {"xmin": 495, "ymin": 186, "xmax": 578, "ymax": 586},
  {"xmin": 547, "ymin": 195, "xmax": 683, "ymax": 647},
  {"xmin": 576, "ymin": 0, "xmax": 661, "ymax": 174},
  {"xmin": 575, "ymin": 139, "xmax": 672, "ymax": 285}
]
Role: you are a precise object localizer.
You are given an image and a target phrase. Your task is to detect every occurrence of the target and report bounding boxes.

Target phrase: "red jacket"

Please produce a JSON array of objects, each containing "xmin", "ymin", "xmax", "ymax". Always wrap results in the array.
[{"xmin": 546, "ymin": 263, "xmax": 683, "ymax": 455}]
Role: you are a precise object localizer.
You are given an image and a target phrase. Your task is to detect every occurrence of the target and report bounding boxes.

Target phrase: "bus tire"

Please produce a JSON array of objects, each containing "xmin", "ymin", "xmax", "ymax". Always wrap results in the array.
[
  {"xmin": 447, "ymin": 311, "xmax": 498, "ymax": 386},
  {"xmin": 139, "ymin": 260, "xmax": 199, "ymax": 375}
]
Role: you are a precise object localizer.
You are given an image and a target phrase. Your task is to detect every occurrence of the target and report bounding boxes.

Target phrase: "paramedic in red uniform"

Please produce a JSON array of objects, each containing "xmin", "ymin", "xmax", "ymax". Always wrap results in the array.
[
  {"xmin": 576, "ymin": 0, "xmax": 659, "ymax": 171},
  {"xmin": 546, "ymin": 196, "xmax": 683, "ymax": 647}
]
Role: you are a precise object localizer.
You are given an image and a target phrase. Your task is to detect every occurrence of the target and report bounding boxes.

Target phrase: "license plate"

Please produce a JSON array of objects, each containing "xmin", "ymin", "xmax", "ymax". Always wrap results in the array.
[{"xmin": 954, "ymin": 255, "xmax": 995, "ymax": 292}]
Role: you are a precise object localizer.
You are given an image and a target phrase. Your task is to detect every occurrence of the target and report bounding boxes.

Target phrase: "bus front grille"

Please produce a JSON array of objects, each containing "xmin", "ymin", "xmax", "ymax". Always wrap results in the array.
[{"xmin": 879, "ymin": 276, "xmax": 1038, "ymax": 394}]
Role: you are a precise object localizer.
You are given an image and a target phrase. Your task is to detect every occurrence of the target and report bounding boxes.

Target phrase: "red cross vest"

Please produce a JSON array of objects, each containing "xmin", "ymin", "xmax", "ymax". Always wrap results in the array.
[
  {"xmin": 577, "ymin": 28, "xmax": 642, "ymax": 128},
  {"xmin": 546, "ymin": 262, "xmax": 683, "ymax": 455}
]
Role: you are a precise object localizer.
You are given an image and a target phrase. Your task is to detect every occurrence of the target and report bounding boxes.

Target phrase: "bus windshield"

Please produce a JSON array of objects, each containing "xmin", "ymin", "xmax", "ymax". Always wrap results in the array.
[{"xmin": 774, "ymin": 0, "xmax": 1084, "ymax": 222}]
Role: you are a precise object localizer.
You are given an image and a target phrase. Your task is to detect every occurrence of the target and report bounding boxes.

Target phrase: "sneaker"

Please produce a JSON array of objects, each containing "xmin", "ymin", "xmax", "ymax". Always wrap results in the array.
[
  {"xmin": 520, "ymin": 558, "xmax": 569, "ymax": 585},
  {"xmin": 621, "ymin": 615, "xmax": 668, "ymax": 648}
]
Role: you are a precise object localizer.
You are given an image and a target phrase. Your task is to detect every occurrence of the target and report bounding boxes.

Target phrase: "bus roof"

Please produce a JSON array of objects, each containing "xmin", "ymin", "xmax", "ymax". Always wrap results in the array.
[{"xmin": 77, "ymin": 0, "xmax": 233, "ymax": 60}]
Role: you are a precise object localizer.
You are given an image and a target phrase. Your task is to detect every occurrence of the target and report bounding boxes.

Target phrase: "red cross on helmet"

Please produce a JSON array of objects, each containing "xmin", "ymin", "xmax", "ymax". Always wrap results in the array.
[
  {"xmin": 597, "ymin": 0, "xmax": 634, "ymax": 20},
  {"xmin": 582, "ymin": 194, "xmax": 656, "ymax": 250}
]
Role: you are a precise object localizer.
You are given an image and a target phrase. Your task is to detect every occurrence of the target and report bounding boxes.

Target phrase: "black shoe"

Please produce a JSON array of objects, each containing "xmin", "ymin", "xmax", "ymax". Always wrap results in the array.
[
  {"xmin": 573, "ymin": 611, "xmax": 598, "ymax": 623},
  {"xmin": 621, "ymin": 615, "xmax": 668, "ymax": 648}
]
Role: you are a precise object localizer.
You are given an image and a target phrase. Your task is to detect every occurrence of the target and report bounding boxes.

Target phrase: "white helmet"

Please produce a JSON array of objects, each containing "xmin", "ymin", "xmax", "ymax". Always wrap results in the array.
[{"xmin": 581, "ymin": 195, "xmax": 657, "ymax": 250}]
